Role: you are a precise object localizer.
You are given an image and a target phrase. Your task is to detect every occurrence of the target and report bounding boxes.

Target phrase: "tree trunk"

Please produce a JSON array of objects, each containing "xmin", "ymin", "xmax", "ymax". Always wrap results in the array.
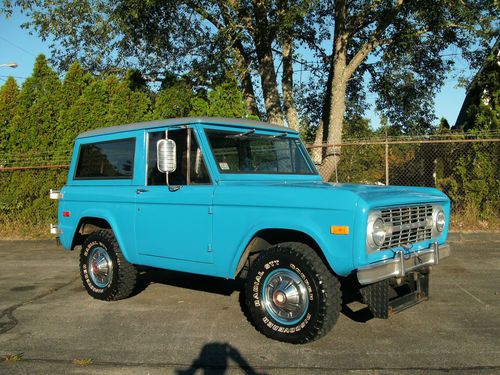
[
  {"xmin": 252, "ymin": 0, "xmax": 283, "ymax": 125},
  {"xmin": 232, "ymin": 42, "xmax": 260, "ymax": 118},
  {"xmin": 311, "ymin": 57, "xmax": 334, "ymax": 164},
  {"xmin": 315, "ymin": 0, "xmax": 349, "ymax": 181},
  {"xmin": 282, "ymin": 36, "xmax": 299, "ymax": 130},
  {"xmin": 318, "ymin": 69, "xmax": 347, "ymax": 180}
]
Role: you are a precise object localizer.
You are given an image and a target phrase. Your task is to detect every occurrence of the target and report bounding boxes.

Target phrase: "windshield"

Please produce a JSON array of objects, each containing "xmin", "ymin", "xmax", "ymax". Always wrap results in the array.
[{"xmin": 205, "ymin": 130, "xmax": 317, "ymax": 175}]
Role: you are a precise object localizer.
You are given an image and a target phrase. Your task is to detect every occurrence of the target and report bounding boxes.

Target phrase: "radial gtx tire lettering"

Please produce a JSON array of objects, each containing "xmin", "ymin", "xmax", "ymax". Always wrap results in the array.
[
  {"xmin": 244, "ymin": 242, "xmax": 342, "ymax": 344},
  {"xmin": 80, "ymin": 230, "xmax": 138, "ymax": 301}
]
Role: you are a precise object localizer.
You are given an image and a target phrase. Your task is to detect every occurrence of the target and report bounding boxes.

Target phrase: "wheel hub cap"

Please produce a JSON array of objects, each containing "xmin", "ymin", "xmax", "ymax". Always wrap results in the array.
[
  {"xmin": 88, "ymin": 247, "xmax": 113, "ymax": 288},
  {"xmin": 263, "ymin": 268, "xmax": 309, "ymax": 325},
  {"xmin": 273, "ymin": 290, "xmax": 287, "ymax": 307}
]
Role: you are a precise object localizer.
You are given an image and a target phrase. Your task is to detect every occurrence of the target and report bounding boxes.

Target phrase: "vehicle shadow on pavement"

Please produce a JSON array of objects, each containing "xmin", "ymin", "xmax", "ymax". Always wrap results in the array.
[
  {"xmin": 138, "ymin": 268, "xmax": 375, "ymax": 324},
  {"xmin": 340, "ymin": 276, "xmax": 374, "ymax": 323},
  {"xmin": 136, "ymin": 268, "xmax": 242, "ymax": 297},
  {"xmin": 175, "ymin": 342, "xmax": 265, "ymax": 375}
]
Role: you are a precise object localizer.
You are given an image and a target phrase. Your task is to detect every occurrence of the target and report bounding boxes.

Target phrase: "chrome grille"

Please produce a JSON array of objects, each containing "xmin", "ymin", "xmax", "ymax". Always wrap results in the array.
[{"xmin": 380, "ymin": 205, "xmax": 433, "ymax": 250}]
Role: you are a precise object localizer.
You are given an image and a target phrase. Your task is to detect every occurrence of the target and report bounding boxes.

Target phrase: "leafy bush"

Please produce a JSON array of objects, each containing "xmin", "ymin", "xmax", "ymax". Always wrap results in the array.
[{"xmin": 0, "ymin": 55, "xmax": 252, "ymax": 238}]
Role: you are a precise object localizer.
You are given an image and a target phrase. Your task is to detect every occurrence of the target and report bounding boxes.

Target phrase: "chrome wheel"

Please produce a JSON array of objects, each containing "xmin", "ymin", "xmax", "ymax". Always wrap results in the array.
[
  {"xmin": 262, "ymin": 268, "xmax": 309, "ymax": 325},
  {"xmin": 88, "ymin": 246, "xmax": 113, "ymax": 288}
]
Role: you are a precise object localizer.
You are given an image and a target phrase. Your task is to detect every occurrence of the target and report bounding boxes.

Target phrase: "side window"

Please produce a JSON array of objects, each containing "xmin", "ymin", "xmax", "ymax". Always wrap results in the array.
[
  {"xmin": 147, "ymin": 132, "xmax": 165, "ymax": 185},
  {"xmin": 189, "ymin": 131, "xmax": 210, "ymax": 184},
  {"xmin": 168, "ymin": 129, "xmax": 188, "ymax": 185},
  {"xmin": 147, "ymin": 128, "xmax": 210, "ymax": 185},
  {"xmin": 75, "ymin": 138, "xmax": 135, "ymax": 179}
]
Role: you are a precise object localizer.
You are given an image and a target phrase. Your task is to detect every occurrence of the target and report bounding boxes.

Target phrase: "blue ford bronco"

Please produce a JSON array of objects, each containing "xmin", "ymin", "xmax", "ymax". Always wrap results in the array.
[{"xmin": 50, "ymin": 117, "xmax": 450, "ymax": 343}]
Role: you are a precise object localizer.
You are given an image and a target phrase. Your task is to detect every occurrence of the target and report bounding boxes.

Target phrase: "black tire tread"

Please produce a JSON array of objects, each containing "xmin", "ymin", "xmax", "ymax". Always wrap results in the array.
[
  {"xmin": 243, "ymin": 242, "xmax": 342, "ymax": 344},
  {"xmin": 80, "ymin": 229, "xmax": 138, "ymax": 301}
]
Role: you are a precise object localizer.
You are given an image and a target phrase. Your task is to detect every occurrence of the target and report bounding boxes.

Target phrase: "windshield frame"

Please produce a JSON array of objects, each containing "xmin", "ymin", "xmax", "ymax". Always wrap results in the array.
[{"xmin": 204, "ymin": 128, "xmax": 318, "ymax": 176}]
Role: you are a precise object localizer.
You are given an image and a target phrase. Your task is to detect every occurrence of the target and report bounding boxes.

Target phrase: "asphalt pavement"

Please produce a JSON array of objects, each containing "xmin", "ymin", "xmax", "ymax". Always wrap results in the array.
[{"xmin": 1, "ymin": 233, "xmax": 499, "ymax": 374}]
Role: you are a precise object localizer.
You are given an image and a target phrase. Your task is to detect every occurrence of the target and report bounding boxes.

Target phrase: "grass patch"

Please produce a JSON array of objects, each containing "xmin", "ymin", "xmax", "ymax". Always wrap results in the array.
[
  {"xmin": 0, "ymin": 353, "xmax": 23, "ymax": 363},
  {"xmin": 72, "ymin": 358, "xmax": 93, "ymax": 366},
  {"xmin": 0, "ymin": 219, "xmax": 52, "ymax": 240},
  {"xmin": 450, "ymin": 208, "xmax": 500, "ymax": 232}
]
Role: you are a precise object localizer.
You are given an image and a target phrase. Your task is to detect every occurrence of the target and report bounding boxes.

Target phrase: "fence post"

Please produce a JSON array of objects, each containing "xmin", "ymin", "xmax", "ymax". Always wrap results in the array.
[{"xmin": 385, "ymin": 136, "xmax": 389, "ymax": 185}]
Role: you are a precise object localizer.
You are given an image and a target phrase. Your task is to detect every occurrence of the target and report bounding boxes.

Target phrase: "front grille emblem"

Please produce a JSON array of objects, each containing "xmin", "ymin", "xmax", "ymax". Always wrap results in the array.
[{"xmin": 402, "ymin": 243, "xmax": 413, "ymax": 250}]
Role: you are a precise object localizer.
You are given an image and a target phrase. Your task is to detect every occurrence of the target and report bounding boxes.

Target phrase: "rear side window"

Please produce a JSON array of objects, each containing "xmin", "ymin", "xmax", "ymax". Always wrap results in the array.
[{"xmin": 75, "ymin": 138, "xmax": 135, "ymax": 179}]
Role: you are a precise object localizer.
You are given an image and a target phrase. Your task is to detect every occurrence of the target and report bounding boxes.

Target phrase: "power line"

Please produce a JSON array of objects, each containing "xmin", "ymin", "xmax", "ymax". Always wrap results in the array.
[
  {"xmin": 0, "ymin": 35, "xmax": 37, "ymax": 57},
  {"xmin": 0, "ymin": 75, "xmax": 28, "ymax": 79}
]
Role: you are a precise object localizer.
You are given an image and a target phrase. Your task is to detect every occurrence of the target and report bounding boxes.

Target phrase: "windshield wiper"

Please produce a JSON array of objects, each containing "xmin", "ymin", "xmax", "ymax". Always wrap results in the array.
[
  {"xmin": 225, "ymin": 129, "xmax": 289, "ymax": 139},
  {"xmin": 225, "ymin": 129, "xmax": 256, "ymax": 138},
  {"xmin": 272, "ymin": 133, "xmax": 287, "ymax": 138}
]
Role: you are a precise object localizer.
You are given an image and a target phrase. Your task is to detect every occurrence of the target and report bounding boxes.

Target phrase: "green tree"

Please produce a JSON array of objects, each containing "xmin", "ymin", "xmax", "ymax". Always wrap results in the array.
[
  {"xmin": 62, "ymin": 78, "xmax": 109, "ymax": 141},
  {"xmin": 336, "ymin": 116, "xmax": 385, "ymax": 183},
  {"xmin": 57, "ymin": 61, "xmax": 92, "ymax": 152},
  {"xmin": 441, "ymin": 46, "xmax": 500, "ymax": 223},
  {"xmin": 312, "ymin": 0, "xmax": 498, "ymax": 178},
  {"xmin": 151, "ymin": 80, "xmax": 194, "ymax": 120},
  {"xmin": 444, "ymin": 141, "xmax": 500, "ymax": 220},
  {"xmin": 437, "ymin": 117, "xmax": 451, "ymax": 133},
  {"xmin": 59, "ymin": 61, "xmax": 89, "ymax": 111},
  {"xmin": 190, "ymin": 76, "xmax": 250, "ymax": 118},
  {"xmin": 105, "ymin": 76, "xmax": 151, "ymax": 126},
  {"xmin": 4, "ymin": 0, "xmax": 496, "ymax": 181},
  {"xmin": 8, "ymin": 54, "xmax": 61, "ymax": 156},
  {"xmin": 0, "ymin": 76, "xmax": 19, "ymax": 156}
]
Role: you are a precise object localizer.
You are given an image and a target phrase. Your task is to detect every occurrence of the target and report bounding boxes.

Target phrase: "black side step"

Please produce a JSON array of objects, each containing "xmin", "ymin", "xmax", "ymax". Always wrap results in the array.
[{"xmin": 360, "ymin": 272, "xmax": 430, "ymax": 319}]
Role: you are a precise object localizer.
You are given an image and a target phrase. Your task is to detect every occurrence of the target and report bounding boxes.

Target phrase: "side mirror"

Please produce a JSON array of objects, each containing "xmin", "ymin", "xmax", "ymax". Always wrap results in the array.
[{"xmin": 157, "ymin": 139, "xmax": 176, "ymax": 173}]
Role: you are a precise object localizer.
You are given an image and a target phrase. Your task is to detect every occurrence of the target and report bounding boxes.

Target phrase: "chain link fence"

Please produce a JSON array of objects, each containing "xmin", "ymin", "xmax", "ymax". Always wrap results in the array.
[
  {"xmin": 1, "ymin": 132, "xmax": 499, "ymax": 230},
  {"xmin": 308, "ymin": 132, "xmax": 500, "ymax": 229},
  {"xmin": 0, "ymin": 150, "xmax": 71, "ymax": 170}
]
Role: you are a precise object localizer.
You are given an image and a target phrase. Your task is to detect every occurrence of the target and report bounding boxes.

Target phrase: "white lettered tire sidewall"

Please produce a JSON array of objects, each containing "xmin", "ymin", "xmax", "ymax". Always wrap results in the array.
[
  {"xmin": 244, "ymin": 243, "xmax": 341, "ymax": 344},
  {"xmin": 81, "ymin": 234, "xmax": 119, "ymax": 300},
  {"xmin": 79, "ymin": 230, "xmax": 137, "ymax": 301}
]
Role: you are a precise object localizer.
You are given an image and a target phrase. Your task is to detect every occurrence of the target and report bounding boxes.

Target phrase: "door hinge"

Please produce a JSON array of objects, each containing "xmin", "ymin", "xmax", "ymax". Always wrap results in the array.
[
  {"xmin": 207, "ymin": 243, "xmax": 212, "ymax": 252},
  {"xmin": 208, "ymin": 206, "xmax": 213, "ymax": 215}
]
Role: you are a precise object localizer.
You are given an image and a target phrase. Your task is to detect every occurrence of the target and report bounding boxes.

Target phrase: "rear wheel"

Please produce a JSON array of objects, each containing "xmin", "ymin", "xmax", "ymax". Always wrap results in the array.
[
  {"xmin": 80, "ymin": 230, "xmax": 137, "ymax": 301},
  {"xmin": 243, "ymin": 242, "xmax": 342, "ymax": 344}
]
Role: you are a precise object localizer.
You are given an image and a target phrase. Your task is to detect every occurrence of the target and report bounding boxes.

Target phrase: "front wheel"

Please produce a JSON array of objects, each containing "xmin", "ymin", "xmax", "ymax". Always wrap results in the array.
[
  {"xmin": 80, "ymin": 230, "xmax": 138, "ymax": 301},
  {"xmin": 243, "ymin": 242, "xmax": 342, "ymax": 344}
]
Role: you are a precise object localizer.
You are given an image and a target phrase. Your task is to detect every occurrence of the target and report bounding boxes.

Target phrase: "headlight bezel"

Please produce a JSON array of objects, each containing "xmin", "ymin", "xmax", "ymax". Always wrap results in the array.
[
  {"xmin": 366, "ymin": 211, "xmax": 391, "ymax": 253},
  {"xmin": 432, "ymin": 206, "xmax": 446, "ymax": 234}
]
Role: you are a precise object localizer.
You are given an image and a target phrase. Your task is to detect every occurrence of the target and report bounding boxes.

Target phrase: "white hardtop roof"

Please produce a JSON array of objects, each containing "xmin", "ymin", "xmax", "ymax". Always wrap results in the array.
[{"xmin": 77, "ymin": 117, "xmax": 297, "ymax": 139}]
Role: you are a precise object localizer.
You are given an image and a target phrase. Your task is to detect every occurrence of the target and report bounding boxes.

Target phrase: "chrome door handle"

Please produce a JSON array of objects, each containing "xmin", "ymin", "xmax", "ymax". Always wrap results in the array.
[
  {"xmin": 168, "ymin": 185, "xmax": 182, "ymax": 192},
  {"xmin": 136, "ymin": 188, "xmax": 149, "ymax": 194}
]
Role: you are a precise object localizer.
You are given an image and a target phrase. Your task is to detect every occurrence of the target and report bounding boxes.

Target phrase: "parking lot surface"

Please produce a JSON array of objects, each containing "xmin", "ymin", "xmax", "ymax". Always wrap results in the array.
[{"xmin": 1, "ymin": 233, "xmax": 499, "ymax": 374}]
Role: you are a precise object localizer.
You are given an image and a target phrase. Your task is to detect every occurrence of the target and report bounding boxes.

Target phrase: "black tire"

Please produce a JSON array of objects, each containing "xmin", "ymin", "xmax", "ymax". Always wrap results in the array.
[
  {"xmin": 243, "ymin": 242, "xmax": 342, "ymax": 344},
  {"xmin": 80, "ymin": 230, "xmax": 138, "ymax": 301}
]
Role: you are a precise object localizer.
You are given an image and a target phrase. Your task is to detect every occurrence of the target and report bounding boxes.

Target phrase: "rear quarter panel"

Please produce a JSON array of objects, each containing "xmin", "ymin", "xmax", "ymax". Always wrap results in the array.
[{"xmin": 58, "ymin": 130, "xmax": 145, "ymax": 264}]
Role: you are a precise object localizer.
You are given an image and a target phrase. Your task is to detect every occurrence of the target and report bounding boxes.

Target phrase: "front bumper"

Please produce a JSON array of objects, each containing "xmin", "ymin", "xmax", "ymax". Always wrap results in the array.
[{"xmin": 357, "ymin": 242, "xmax": 450, "ymax": 285}]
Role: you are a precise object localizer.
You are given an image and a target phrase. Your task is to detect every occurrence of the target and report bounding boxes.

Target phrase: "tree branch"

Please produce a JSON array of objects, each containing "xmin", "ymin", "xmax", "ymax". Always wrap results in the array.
[
  {"xmin": 185, "ymin": 1, "xmax": 225, "ymax": 31},
  {"xmin": 347, "ymin": 0, "xmax": 383, "ymax": 36},
  {"xmin": 345, "ymin": 0, "xmax": 408, "ymax": 78}
]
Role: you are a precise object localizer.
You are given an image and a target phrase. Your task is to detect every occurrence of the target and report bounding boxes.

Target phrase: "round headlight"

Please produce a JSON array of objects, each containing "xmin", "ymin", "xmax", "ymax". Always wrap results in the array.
[
  {"xmin": 372, "ymin": 217, "xmax": 387, "ymax": 246},
  {"xmin": 435, "ymin": 209, "xmax": 445, "ymax": 232}
]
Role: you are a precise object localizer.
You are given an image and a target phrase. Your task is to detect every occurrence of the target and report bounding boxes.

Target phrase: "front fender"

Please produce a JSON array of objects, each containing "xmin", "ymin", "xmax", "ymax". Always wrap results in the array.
[{"xmin": 228, "ymin": 216, "xmax": 354, "ymax": 278}]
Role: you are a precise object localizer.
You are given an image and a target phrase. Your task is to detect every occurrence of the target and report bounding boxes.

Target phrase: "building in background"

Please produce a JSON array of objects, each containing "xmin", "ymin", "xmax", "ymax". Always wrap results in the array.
[{"xmin": 454, "ymin": 40, "xmax": 499, "ymax": 131}]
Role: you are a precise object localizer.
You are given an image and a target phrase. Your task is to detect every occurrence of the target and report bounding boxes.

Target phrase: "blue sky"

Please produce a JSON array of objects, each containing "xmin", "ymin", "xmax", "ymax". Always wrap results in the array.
[{"xmin": 1, "ymin": 9, "xmax": 473, "ymax": 128}]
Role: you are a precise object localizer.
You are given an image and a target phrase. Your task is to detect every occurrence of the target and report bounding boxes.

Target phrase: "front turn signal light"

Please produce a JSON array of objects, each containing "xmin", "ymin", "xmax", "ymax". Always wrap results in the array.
[{"xmin": 330, "ymin": 225, "xmax": 349, "ymax": 235}]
